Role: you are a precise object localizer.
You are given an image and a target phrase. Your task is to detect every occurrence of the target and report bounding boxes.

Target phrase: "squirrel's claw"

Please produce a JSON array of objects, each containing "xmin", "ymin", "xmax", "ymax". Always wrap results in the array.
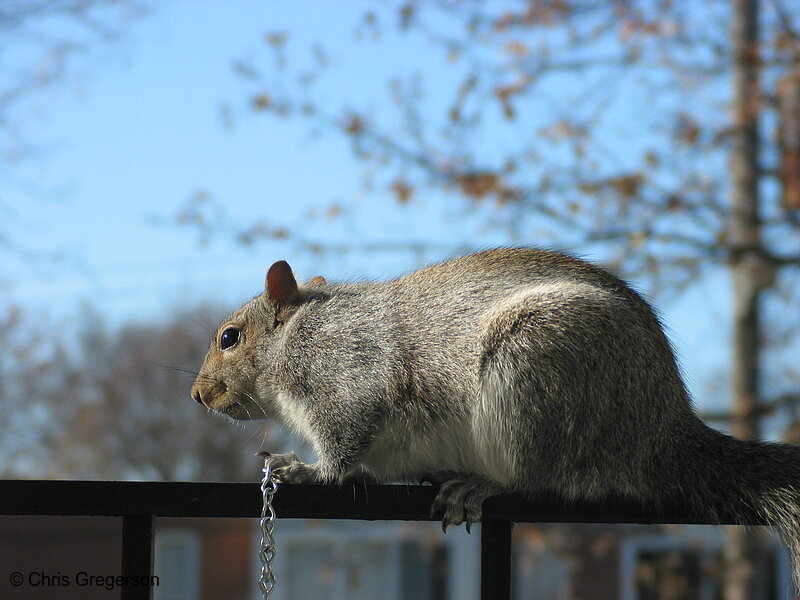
[
  {"xmin": 431, "ymin": 475, "xmax": 506, "ymax": 534},
  {"xmin": 257, "ymin": 452, "xmax": 323, "ymax": 484}
]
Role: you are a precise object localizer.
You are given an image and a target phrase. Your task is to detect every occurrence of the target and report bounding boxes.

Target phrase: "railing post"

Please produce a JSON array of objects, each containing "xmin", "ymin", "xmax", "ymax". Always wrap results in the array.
[
  {"xmin": 121, "ymin": 514, "xmax": 154, "ymax": 600},
  {"xmin": 480, "ymin": 519, "xmax": 513, "ymax": 600}
]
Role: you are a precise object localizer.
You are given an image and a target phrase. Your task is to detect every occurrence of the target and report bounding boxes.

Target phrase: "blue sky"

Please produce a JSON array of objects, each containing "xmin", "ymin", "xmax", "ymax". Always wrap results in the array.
[
  {"xmin": 3, "ymin": 1, "xmax": 741, "ymax": 419},
  {"xmin": 4, "ymin": 1, "xmax": 503, "ymax": 313}
]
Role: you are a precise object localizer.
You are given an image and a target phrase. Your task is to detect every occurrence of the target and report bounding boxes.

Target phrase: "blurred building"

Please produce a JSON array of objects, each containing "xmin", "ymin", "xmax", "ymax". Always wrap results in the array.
[{"xmin": 0, "ymin": 516, "xmax": 791, "ymax": 599}]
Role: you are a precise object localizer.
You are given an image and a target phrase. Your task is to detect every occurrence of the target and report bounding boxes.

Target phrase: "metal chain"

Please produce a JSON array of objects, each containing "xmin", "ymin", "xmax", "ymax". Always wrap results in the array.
[{"xmin": 259, "ymin": 454, "xmax": 279, "ymax": 599}]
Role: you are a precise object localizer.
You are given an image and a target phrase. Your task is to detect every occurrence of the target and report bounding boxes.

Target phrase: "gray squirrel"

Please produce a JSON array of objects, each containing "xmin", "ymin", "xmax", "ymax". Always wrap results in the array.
[{"xmin": 191, "ymin": 247, "xmax": 800, "ymax": 585}]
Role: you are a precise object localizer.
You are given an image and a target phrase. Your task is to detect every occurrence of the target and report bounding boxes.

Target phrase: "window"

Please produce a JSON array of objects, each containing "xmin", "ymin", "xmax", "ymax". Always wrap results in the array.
[
  {"xmin": 154, "ymin": 530, "xmax": 200, "ymax": 600},
  {"xmin": 269, "ymin": 520, "xmax": 456, "ymax": 600},
  {"xmin": 620, "ymin": 528, "xmax": 788, "ymax": 600}
]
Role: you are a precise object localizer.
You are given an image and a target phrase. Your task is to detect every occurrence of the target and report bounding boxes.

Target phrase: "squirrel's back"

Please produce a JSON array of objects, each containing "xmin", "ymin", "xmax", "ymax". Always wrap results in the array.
[{"xmin": 370, "ymin": 247, "xmax": 667, "ymax": 385}]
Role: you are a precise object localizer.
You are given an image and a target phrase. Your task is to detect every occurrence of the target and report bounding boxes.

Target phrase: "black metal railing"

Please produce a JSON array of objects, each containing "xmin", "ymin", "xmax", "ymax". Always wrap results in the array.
[{"xmin": 0, "ymin": 479, "xmax": 766, "ymax": 600}]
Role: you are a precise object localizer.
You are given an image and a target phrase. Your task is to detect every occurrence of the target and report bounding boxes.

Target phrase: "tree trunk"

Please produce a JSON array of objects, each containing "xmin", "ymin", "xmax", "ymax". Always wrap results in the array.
[
  {"xmin": 778, "ymin": 69, "xmax": 800, "ymax": 210},
  {"xmin": 725, "ymin": 0, "xmax": 769, "ymax": 598}
]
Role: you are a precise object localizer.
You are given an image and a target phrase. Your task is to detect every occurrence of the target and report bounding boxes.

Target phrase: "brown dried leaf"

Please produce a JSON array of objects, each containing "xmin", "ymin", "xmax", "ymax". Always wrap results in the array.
[
  {"xmin": 326, "ymin": 204, "xmax": 343, "ymax": 220},
  {"xmin": 345, "ymin": 114, "xmax": 365, "ymax": 135},
  {"xmin": 611, "ymin": 174, "xmax": 644, "ymax": 198},
  {"xmin": 266, "ymin": 32, "xmax": 288, "ymax": 47},
  {"xmin": 252, "ymin": 93, "xmax": 271, "ymax": 111},
  {"xmin": 676, "ymin": 113, "xmax": 701, "ymax": 146},
  {"xmin": 391, "ymin": 179, "xmax": 414, "ymax": 204},
  {"xmin": 399, "ymin": 4, "xmax": 415, "ymax": 30},
  {"xmin": 505, "ymin": 41, "xmax": 529, "ymax": 57},
  {"xmin": 666, "ymin": 194, "xmax": 682, "ymax": 211},
  {"xmin": 458, "ymin": 172, "xmax": 500, "ymax": 199}
]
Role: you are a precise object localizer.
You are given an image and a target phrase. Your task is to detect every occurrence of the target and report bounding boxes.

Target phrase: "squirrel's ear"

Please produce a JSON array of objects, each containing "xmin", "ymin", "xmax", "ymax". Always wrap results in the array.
[
  {"xmin": 265, "ymin": 260, "xmax": 299, "ymax": 304},
  {"xmin": 307, "ymin": 275, "xmax": 326, "ymax": 287}
]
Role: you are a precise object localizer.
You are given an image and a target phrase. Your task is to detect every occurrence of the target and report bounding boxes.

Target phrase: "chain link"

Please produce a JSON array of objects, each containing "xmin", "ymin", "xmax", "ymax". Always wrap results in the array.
[{"xmin": 259, "ymin": 456, "xmax": 279, "ymax": 599}]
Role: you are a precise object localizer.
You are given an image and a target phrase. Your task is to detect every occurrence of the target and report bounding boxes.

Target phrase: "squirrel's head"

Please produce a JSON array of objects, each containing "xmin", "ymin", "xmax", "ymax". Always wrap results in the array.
[{"xmin": 190, "ymin": 260, "xmax": 327, "ymax": 420}]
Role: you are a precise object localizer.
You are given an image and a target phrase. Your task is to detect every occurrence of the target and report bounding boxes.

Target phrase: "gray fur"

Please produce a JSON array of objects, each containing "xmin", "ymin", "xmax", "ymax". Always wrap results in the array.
[{"xmin": 192, "ymin": 247, "xmax": 800, "ymax": 587}]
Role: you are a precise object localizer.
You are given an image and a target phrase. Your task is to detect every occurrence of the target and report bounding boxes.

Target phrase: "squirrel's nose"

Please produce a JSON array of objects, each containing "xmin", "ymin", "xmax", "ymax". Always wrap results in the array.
[{"xmin": 191, "ymin": 387, "xmax": 204, "ymax": 406}]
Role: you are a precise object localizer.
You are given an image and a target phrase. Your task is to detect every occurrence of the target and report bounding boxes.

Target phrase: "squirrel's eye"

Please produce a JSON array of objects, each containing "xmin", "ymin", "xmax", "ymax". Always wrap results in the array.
[{"xmin": 219, "ymin": 327, "xmax": 240, "ymax": 351}]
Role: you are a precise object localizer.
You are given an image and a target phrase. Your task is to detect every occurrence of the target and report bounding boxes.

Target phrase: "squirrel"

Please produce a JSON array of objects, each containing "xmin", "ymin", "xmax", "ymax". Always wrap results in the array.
[{"xmin": 191, "ymin": 247, "xmax": 800, "ymax": 585}]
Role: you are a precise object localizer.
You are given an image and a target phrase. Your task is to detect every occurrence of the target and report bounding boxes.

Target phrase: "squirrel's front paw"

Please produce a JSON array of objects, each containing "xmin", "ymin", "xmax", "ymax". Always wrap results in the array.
[{"xmin": 259, "ymin": 452, "xmax": 321, "ymax": 484}]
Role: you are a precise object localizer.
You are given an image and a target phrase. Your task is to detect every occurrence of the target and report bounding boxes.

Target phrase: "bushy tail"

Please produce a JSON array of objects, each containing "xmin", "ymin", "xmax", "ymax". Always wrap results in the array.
[
  {"xmin": 690, "ymin": 426, "xmax": 800, "ymax": 591},
  {"xmin": 757, "ymin": 486, "xmax": 800, "ymax": 590}
]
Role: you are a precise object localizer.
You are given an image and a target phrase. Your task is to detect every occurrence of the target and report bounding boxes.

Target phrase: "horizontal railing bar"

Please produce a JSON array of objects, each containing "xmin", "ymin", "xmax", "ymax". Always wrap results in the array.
[{"xmin": 0, "ymin": 480, "xmax": 766, "ymax": 525}]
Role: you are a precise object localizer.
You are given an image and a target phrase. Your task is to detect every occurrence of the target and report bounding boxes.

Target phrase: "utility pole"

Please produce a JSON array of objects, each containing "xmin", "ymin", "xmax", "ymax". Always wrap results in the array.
[{"xmin": 725, "ymin": 0, "xmax": 769, "ymax": 598}]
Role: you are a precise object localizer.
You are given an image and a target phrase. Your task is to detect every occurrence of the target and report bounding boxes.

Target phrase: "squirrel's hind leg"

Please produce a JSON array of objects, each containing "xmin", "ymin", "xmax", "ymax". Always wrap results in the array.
[{"xmin": 431, "ymin": 475, "xmax": 508, "ymax": 533}]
